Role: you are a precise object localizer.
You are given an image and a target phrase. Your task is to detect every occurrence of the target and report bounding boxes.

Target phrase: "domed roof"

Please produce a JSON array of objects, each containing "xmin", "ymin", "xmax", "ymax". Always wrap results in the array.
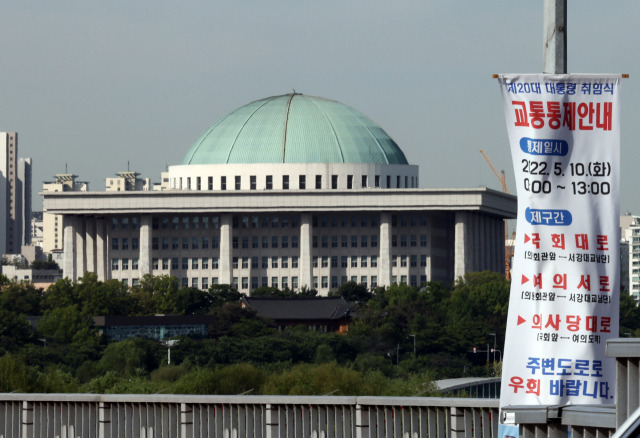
[{"xmin": 182, "ymin": 93, "xmax": 409, "ymax": 165}]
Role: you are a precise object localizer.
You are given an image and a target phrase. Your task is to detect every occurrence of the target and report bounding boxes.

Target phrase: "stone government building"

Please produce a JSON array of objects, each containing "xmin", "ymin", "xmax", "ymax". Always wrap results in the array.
[{"xmin": 42, "ymin": 93, "xmax": 516, "ymax": 295}]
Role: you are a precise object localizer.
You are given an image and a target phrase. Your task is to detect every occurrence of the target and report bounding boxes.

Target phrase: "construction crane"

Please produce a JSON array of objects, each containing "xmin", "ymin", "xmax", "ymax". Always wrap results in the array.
[
  {"xmin": 479, "ymin": 149, "xmax": 514, "ymax": 280},
  {"xmin": 480, "ymin": 149, "xmax": 511, "ymax": 194}
]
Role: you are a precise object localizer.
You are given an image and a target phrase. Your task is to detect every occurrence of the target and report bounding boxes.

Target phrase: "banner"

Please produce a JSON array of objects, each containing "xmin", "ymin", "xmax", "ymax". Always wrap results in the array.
[{"xmin": 499, "ymin": 74, "xmax": 621, "ymax": 407}]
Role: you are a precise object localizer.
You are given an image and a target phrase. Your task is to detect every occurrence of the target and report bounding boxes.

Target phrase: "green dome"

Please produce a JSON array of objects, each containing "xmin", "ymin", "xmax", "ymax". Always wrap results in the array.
[{"xmin": 182, "ymin": 94, "xmax": 409, "ymax": 165}]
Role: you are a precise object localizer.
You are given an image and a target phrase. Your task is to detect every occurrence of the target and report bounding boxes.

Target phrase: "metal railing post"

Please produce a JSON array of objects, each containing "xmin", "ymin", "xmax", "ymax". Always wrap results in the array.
[
  {"xmin": 355, "ymin": 404, "xmax": 369, "ymax": 438},
  {"xmin": 450, "ymin": 407, "xmax": 466, "ymax": 438},
  {"xmin": 21, "ymin": 401, "xmax": 33, "ymax": 438},
  {"xmin": 180, "ymin": 403, "xmax": 193, "ymax": 438},
  {"xmin": 98, "ymin": 402, "xmax": 111, "ymax": 438},
  {"xmin": 265, "ymin": 404, "xmax": 279, "ymax": 438}
]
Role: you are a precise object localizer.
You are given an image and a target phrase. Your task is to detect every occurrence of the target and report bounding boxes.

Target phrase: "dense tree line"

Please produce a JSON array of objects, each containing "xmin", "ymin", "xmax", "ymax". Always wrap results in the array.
[{"xmin": 0, "ymin": 271, "xmax": 635, "ymax": 395}]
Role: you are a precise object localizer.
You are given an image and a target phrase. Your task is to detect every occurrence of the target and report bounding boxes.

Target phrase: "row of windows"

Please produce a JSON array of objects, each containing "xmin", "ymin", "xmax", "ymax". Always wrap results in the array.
[
  {"xmin": 111, "ymin": 258, "xmax": 139, "ymax": 270},
  {"xmin": 313, "ymin": 255, "xmax": 378, "ymax": 268},
  {"xmin": 113, "ymin": 212, "xmax": 428, "ymax": 234},
  {"xmin": 111, "ymin": 217, "xmax": 140, "ymax": 230},
  {"xmin": 138, "ymin": 233, "xmax": 427, "ymax": 252},
  {"xmin": 145, "ymin": 235, "xmax": 303, "ymax": 251},
  {"xmin": 174, "ymin": 174, "xmax": 418, "ymax": 191},
  {"xmin": 111, "ymin": 254, "xmax": 427, "ymax": 272},
  {"xmin": 311, "ymin": 254, "xmax": 428, "ymax": 268},
  {"xmin": 150, "ymin": 236, "xmax": 221, "ymax": 251},
  {"xmin": 117, "ymin": 274, "xmax": 426, "ymax": 290},
  {"xmin": 112, "ymin": 238, "xmax": 139, "ymax": 251},
  {"xmin": 311, "ymin": 234, "xmax": 427, "ymax": 249},
  {"xmin": 152, "ymin": 216, "xmax": 220, "ymax": 230},
  {"xmin": 233, "ymin": 235, "xmax": 299, "ymax": 249},
  {"xmin": 312, "ymin": 214, "xmax": 379, "ymax": 228},
  {"xmin": 233, "ymin": 215, "xmax": 299, "ymax": 229}
]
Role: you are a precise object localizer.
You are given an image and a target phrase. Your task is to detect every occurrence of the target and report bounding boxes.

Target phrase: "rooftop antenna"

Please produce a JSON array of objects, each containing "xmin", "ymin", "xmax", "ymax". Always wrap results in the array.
[
  {"xmin": 65, "ymin": 163, "xmax": 68, "ymax": 173},
  {"xmin": 128, "ymin": 161, "xmax": 130, "ymax": 172}
]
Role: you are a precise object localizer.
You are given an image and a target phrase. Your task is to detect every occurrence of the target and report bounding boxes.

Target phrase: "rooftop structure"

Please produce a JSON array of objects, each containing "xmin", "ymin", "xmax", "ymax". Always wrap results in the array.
[{"xmin": 242, "ymin": 296, "xmax": 354, "ymax": 333}]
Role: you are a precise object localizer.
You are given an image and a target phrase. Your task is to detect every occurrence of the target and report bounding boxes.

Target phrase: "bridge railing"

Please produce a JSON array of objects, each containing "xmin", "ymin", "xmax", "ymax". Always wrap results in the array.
[
  {"xmin": 4, "ymin": 338, "xmax": 640, "ymax": 437},
  {"xmin": 0, "ymin": 394, "xmax": 499, "ymax": 438}
]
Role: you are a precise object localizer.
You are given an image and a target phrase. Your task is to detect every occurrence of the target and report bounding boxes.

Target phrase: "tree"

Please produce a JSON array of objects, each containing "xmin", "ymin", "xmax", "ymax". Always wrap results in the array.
[
  {"xmin": 262, "ymin": 362, "xmax": 362, "ymax": 395},
  {"xmin": 620, "ymin": 292, "xmax": 640, "ymax": 336},
  {"xmin": 331, "ymin": 281, "xmax": 371, "ymax": 302},
  {"xmin": 173, "ymin": 287, "xmax": 214, "ymax": 315},
  {"xmin": 37, "ymin": 305, "xmax": 99, "ymax": 345},
  {"xmin": 207, "ymin": 303, "xmax": 261, "ymax": 338},
  {"xmin": 0, "ymin": 282, "xmax": 42, "ymax": 315},
  {"xmin": 75, "ymin": 273, "xmax": 133, "ymax": 315},
  {"xmin": 209, "ymin": 284, "xmax": 243, "ymax": 307},
  {"xmin": 41, "ymin": 278, "xmax": 76, "ymax": 311},
  {"xmin": 212, "ymin": 363, "xmax": 266, "ymax": 395},
  {"xmin": 98, "ymin": 339, "xmax": 158, "ymax": 377},
  {"xmin": 0, "ymin": 309, "xmax": 34, "ymax": 352},
  {"xmin": 31, "ymin": 257, "xmax": 60, "ymax": 270},
  {"xmin": 130, "ymin": 274, "xmax": 210, "ymax": 315},
  {"xmin": 0, "ymin": 353, "xmax": 34, "ymax": 392},
  {"xmin": 250, "ymin": 286, "xmax": 293, "ymax": 298}
]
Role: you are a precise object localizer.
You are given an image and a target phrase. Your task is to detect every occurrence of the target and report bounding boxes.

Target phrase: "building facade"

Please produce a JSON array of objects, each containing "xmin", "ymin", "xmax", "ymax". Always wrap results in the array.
[
  {"xmin": 1, "ymin": 132, "xmax": 32, "ymax": 255},
  {"xmin": 106, "ymin": 171, "xmax": 150, "ymax": 192},
  {"xmin": 42, "ymin": 174, "xmax": 89, "ymax": 253},
  {"xmin": 621, "ymin": 214, "xmax": 639, "ymax": 300},
  {"xmin": 42, "ymin": 94, "xmax": 517, "ymax": 294}
]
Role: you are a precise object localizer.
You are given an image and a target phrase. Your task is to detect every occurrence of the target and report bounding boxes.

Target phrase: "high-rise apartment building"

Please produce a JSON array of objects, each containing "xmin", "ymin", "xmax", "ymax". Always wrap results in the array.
[
  {"xmin": 621, "ymin": 214, "xmax": 640, "ymax": 301},
  {"xmin": 0, "ymin": 132, "xmax": 31, "ymax": 255}
]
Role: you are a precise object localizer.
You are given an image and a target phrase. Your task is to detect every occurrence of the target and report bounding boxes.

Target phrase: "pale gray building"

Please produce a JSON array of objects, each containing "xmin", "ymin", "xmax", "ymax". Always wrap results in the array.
[
  {"xmin": 42, "ymin": 94, "xmax": 516, "ymax": 294},
  {"xmin": 1, "ymin": 132, "xmax": 32, "ymax": 255}
]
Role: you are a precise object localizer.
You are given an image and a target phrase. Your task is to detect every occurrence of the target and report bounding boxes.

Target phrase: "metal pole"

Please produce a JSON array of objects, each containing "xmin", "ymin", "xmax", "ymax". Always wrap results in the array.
[
  {"xmin": 489, "ymin": 333, "xmax": 497, "ymax": 363},
  {"xmin": 409, "ymin": 334, "xmax": 416, "ymax": 356},
  {"xmin": 543, "ymin": 0, "xmax": 567, "ymax": 74}
]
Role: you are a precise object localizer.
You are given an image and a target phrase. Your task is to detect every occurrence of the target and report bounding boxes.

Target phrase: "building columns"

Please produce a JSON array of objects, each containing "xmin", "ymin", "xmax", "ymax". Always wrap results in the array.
[
  {"xmin": 85, "ymin": 218, "xmax": 96, "ymax": 274},
  {"xmin": 139, "ymin": 215, "xmax": 152, "ymax": 277},
  {"xmin": 299, "ymin": 214, "xmax": 312, "ymax": 289},
  {"xmin": 75, "ymin": 217, "xmax": 86, "ymax": 279},
  {"xmin": 62, "ymin": 216, "xmax": 77, "ymax": 281},
  {"xmin": 219, "ymin": 214, "xmax": 233, "ymax": 285},
  {"xmin": 455, "ymin": 212, "xmax": 505, "ymax": 278},
  {"xmin": 455, "ymin": 212, "xmax": 471, "ymax": 279},
  {"xmin": 96, "ymin": 218, "xmax": 107, "ymax": 281},
  {"xmin": 379, "ymin": 213, "xmax": 392, "ymax": 287}
]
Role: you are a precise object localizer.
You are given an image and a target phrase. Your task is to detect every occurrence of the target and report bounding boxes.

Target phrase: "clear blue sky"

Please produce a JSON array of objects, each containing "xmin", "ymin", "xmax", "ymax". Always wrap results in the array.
[{"xmin": 1, "ymin": 1, "xmax": 638, "ymax": 212}]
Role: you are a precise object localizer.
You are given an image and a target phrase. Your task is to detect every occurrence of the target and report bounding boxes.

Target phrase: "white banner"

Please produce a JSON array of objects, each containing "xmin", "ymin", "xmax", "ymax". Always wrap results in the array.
[{"xmin": 499, "ymin": 74, "xmax": 621, "ymax": 407}]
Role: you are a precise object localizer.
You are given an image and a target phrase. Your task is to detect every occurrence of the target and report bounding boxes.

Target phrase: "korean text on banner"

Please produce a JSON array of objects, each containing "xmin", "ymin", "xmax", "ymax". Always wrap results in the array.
[{"xmin": 498, "ymin": 74, "xmax": 621, "ymax": 407}]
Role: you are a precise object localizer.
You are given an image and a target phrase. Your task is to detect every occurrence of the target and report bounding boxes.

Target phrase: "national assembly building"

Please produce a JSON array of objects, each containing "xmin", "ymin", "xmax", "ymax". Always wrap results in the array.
[{"xmin": 42, "ymin": 93, "xmax": 516, "ymax": 295}]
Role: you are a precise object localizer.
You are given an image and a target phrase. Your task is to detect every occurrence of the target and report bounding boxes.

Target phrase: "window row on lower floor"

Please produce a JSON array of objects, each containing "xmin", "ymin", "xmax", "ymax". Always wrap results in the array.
[
  {"xmin": 111, "ymin": 254, "xmax": 429, "ymax": 272},
  {"xmin": 116, "ymin": 274, "xmax": 429, "ymax": 291}
]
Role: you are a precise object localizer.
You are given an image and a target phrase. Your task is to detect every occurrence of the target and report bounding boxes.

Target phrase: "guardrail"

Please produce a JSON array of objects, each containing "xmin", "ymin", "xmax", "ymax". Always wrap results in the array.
[
  {"xmin": 4, "ymin": 338, "xmax": 640, "ymax": 437},
  {"xmin": 0, "ymin": 394, "xmax": 499, "ymax": 438}
]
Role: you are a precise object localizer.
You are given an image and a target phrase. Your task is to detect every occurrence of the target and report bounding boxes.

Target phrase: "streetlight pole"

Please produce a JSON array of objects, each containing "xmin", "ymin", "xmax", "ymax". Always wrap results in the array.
[
  {"xmin": 409, "ymin": 334, "xmax": 416, "ymax": 356},
  {"xmin": 488, "ymin": 333, "xmax": 497, "ymax": 363},
  {"xmin": 162, "ymin": 339, "xmax": 179, "ymax": 365},
  {"xmin": 543, "ymin": 0, "xmax": 567, "ymax": 74}
]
